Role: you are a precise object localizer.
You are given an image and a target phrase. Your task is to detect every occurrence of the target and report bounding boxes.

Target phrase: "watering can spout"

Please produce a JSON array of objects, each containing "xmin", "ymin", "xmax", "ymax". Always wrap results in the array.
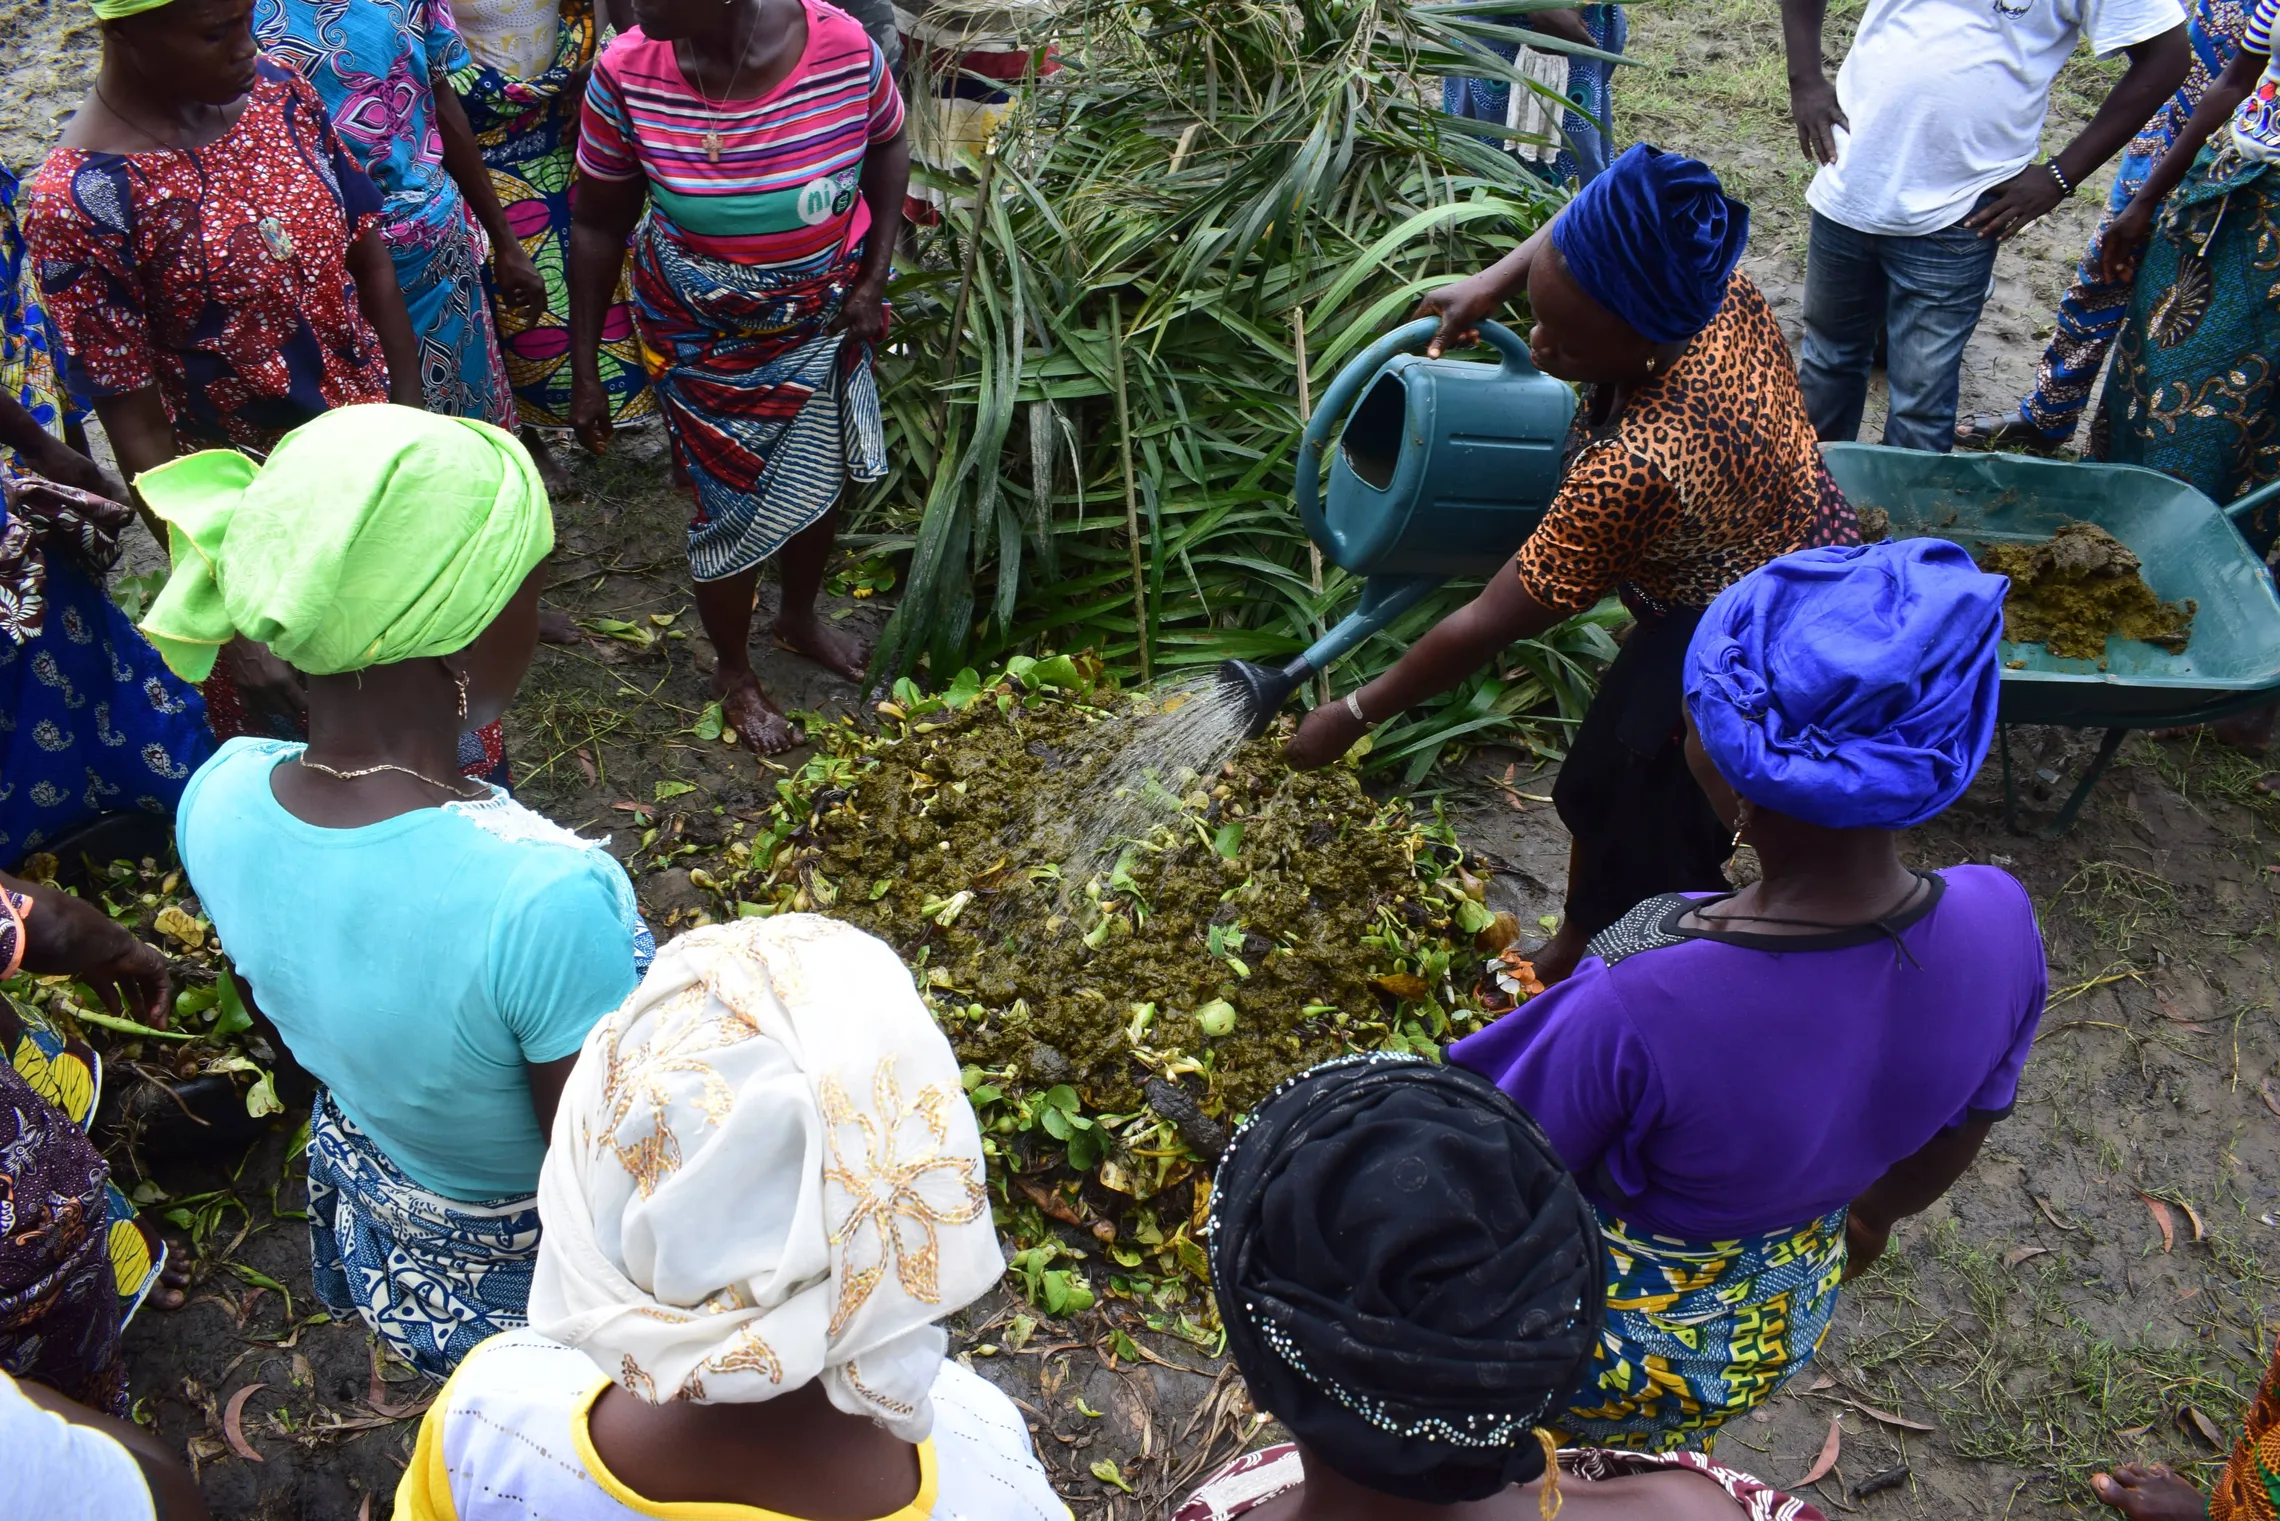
[{"xmin": 1218, "ymin": 657, "xmax": 1312, "ymax": 740}]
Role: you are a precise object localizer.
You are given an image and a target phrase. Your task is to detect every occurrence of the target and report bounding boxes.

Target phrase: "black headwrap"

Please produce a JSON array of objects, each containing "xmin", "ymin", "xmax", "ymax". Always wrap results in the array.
[{"xmin": 1207, "ymin": 1054, "xmax": 1604, "ymax": 1504}]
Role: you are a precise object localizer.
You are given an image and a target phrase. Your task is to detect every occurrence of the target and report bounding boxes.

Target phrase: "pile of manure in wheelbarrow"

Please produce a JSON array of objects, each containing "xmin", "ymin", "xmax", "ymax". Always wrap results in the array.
[
  {"xmin": 716, "ymin": 658, "xmax": 1516, "ymax": 1273},
  {"xmin": 1980, "ymin": 521, "xmax": 2195, "ymax": 661}
]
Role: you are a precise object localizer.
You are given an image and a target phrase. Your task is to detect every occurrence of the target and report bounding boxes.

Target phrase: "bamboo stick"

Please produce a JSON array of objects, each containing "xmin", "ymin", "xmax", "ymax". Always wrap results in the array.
[
  {"xmin": 1107, "ymin": 297, "xmax": 1150, "ymax": 684},
  {"xmin": 1292, "ymin": 307, "xmax": 1327, "ymax": 705}
]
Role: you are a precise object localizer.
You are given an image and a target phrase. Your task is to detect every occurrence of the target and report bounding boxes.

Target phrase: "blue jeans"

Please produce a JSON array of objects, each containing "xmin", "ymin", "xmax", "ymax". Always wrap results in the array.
[{"xmin": 1798, "ymin": 206, "xmax": 2001, "ymax": 453}]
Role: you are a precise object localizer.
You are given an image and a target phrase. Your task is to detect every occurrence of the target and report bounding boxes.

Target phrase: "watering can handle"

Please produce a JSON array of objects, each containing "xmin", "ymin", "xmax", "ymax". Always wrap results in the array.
[
  {"xmin": 2226, "ymin": 476, "xmax": 2280, "ymax": 524},
  {"xmin": 1295, "ymin": 318, "xmax": 1538, "ymax": 547}
]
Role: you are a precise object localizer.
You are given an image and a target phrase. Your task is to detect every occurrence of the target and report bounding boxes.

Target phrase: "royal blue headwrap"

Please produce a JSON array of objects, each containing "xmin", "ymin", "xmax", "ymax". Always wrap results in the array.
[
  {"xmin": 1548, "ymin": 144, "xmax": 1750, "ymax": 345},
  {"xmin": 1684, "ymin": 540, "xmax": 2008, "ymax": 831}
]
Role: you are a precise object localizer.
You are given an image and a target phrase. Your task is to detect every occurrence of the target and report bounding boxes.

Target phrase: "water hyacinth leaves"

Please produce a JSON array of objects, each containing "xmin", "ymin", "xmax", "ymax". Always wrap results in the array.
[{"xmin": 862, "ymin": 0, "xmax": 1624, "ymax": 773}]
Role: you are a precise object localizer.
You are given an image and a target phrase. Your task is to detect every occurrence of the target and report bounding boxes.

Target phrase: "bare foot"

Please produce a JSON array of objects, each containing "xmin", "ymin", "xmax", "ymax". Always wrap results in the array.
[
  {"xmin": 773, "ymin": 610, "xmax": 871, "ymax": 683},
  {"xmin": 523, "ymin": 427, "xmax": 581, "ymax": 500},
  {"xmin": 2090, "ymin": 1463, "xmax": 2206, "ymax": 1520},
  {"xmin": 539, "ymin": 606, "xmax": 583, "ymax": 646},
  {"xmin": 717, "ymin": 669, "xmax": 798, "ymax": 755},
  {"xmin": 1530, "ymin": 921, "xmax": 1589, "ymax": 986},
  {"xmin": 151, "ymin": 1257, "xmax": 191, "ymax": 1312}
]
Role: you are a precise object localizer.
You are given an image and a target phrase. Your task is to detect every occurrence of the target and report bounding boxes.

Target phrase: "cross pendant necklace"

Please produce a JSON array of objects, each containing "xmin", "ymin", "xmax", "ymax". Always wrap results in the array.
[{"xmin": 694, "ymin": 10, "xmax": 755, "ymax": 167}]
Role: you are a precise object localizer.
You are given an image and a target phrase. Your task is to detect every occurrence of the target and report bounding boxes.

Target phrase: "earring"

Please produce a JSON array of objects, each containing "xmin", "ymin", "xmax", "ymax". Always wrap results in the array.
[
  {"xmin": 453, "ymin": 667, "xmax": 470, "ymax": 722},
  {"xmin": 1728, "ymin": 801, "xmax": 1750, "ymax": 851}
]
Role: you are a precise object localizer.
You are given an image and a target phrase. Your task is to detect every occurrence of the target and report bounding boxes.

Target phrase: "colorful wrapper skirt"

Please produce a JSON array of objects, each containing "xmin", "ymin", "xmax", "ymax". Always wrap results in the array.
[
  {"xmin": 385, "ymin": 184, "xmax": 519, "ymax": 432},
  {"xmin": 1440, "ymin": 4, "xmax": 1627, "ymax": 188},
  {"xmin": 632, "ymin": 225, "xmax": 887, "ymax": 583},
  {"xmin": 0, "ymin": 996, "xmax": 167, "ymax": 1415},
  {"xmin": 306, "ymin": 1089, "xmax": 540, "ymax": 1377},
  {"xmin": 452, "ymin": 1, "xmax": 653, "ymax": 430},
  {"xmin": 2095, "ymin": 144, "xmax": 2280, "ymax": 558},
  {"xmin": 1557, "ymin": 1206, "xmax": 1848, "ymax": 1451},
  {"xmin": 0, "ymin": 486, "xmax": 212, "ymax": 869},
  {"xmin": 2213, "ymin": 1334, "xmax": 2280, "ymax": 1520}
]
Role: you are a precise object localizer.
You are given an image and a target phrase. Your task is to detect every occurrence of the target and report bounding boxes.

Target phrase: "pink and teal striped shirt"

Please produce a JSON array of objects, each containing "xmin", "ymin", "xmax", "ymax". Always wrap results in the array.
[{"xmin": 576, "ymin": 2, "xmax": 905, "ymax": 264}]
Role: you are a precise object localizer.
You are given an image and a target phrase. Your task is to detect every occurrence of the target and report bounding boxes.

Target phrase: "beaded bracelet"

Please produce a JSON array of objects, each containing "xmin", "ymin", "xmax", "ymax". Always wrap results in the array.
[{"xmin": 2046, "ymin": 160, "xmax": 2075, "ymax": 198}]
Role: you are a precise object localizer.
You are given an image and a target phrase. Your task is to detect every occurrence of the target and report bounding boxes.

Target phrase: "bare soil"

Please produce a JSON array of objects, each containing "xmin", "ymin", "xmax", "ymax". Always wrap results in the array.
[{"xmin": 9, "ymin": 2, "xmax": 2280, "ymax": 1517}]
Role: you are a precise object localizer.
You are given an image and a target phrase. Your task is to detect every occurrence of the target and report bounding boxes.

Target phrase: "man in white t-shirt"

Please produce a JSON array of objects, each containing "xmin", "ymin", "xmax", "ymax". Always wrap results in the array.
[{"xmin": 1784, "ymin": 0, "xmax": 2188, "ymax": 452}]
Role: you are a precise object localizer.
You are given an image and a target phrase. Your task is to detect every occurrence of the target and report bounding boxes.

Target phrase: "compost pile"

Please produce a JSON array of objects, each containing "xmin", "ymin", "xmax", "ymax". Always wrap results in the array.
[
  {"xmin": 713, "ymin": 661, "xmax": 1509, "ymax": 1294},
  {"xmin": 2, "ymin": 851, "xmax": 284, "ymax": 1145},
  {"xmin": 1980, "ymin": 522, "xmax": 2195, "ymax": 661}
]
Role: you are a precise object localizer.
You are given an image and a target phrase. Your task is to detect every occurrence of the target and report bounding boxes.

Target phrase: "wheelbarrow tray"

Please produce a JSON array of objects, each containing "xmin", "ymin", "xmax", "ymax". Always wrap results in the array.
[{"xmin": 1821, "ymin": 443, "xmax": 2280, "ymax": 730}]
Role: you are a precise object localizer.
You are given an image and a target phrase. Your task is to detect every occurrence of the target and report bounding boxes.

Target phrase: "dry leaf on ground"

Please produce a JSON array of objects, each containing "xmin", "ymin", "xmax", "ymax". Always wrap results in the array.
[
  {"xmin": 222, "ymin": 1383, "xmax": 266, "ymax": 1463},
  {"xmin": 2136, "ymin": 1191, "xmax": 2177, "ymax": 1252},
  {"xmin": 2004, "ymin": 1245, "xmax": 2051, "ymax": 1267},
  {"xmin": 1796, "ymin": 1415, "xmax": 1842, "ymax": 1487}
]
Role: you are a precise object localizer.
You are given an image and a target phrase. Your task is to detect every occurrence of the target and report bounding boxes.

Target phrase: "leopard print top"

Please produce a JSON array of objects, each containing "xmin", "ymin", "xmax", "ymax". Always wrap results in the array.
[{"xmin": 1514, "ymin": 273, "xmax": 1859, "ymax": 617}]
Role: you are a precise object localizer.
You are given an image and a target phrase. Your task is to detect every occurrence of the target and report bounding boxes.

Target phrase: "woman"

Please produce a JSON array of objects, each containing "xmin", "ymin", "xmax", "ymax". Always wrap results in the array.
[
  {"xmin": 0, "ymin": 864, "xmax": 176, "ymax": 1419},
  {"xmin": 1442, "ymin": 5, "xmax": 1628, "ymax": 188},
  {"xmin": 1450, "ymin": 539, "xmax": 2048, "ymax": 1449},
  {"xmin": 1960, "ymin": 0, "xmax": 2249, "ymax": 449},
  {"xmin": 1, "ymin": 164, "xmax": 113, "ymax": 494},
  {"xmin": 1176, "ymin": 1052, "xmax": 1830, "ymax": 1518},
  {"xmin": 0, "ymin": 463, "xmax": 212, "ymax": 868},
  {"xmin": 2097, "ymin": 0, "xmax": 2280, "ymax": 537},
  {"xmin": 568, "ymin": 0, "xmax": 911, "ymax": 753},
  {"xmin": 394, "ymin": 915, "xmax": 1069, "ymax": 1519},
  {"xmin": 1, "ymin": 1365, "xmax": 208, "ymax": 1521},
  {"xmin": 26, "ymin": 0, "xmax": 421, "ymax": 466},
  {"xmin": 155, "ymin": 405, "xmax": 648, "ymax": 1375},
  {"xmin": 24, "ymin": 0, "xmax": 424, "ymax": 744},
  {"xmin": 449, "ymin": 0, "xmax": 653, "ymax": 488},
  {"xmin": 1287, "ymin": 145, "xmax": 1857, "ymax": 985},
  {"xmin": 252, "ymin": 0, "xmax": 549, "ymax": 432},
  {"xmin": 2093, "ymin": 1335, "xmax": 2280, "ymax": 1519},
  {"xmin": 2094, "ymin": 0, "xmax": 2280, "ymax": 755}
]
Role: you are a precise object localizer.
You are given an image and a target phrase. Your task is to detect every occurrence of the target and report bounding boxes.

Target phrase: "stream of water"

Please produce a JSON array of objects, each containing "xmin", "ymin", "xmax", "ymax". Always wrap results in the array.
[{"xmin": 1026, "ymin": 672, "xmax": 1256, "ymax": 884}]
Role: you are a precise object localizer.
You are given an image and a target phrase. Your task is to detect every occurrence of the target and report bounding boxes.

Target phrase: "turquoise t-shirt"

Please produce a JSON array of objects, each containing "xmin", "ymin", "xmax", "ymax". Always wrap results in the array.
[{"xmin": 177, "ymin": 739, "xmax": 642, "ymax": 1200}]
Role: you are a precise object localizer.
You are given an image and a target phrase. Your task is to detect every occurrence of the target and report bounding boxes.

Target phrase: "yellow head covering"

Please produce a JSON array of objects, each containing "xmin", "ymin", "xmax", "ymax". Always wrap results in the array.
[
  {"xmin": 137, "ymin": 404, "xmax": 554, "ymax": 683},
  {"xmin": 90, "ymin": 0, "xmax": 180, "ymax": 20}
]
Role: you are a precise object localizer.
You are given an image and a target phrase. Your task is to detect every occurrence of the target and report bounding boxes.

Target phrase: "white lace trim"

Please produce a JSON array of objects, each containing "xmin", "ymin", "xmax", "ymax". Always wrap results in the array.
[{"xmin": 442, "ymin": 790, "xmax": 612, "ymax": 854}]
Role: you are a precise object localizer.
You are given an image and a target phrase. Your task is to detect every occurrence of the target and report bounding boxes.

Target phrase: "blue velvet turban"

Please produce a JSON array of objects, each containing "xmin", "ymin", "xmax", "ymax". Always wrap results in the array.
[
  {"xmin": 1548, "ymin": 144, "xmax": 1750, "ymax": 344},
  {"xmin": 1684, "ymin": 540, "xmax": 2008, "ymax": 830}
]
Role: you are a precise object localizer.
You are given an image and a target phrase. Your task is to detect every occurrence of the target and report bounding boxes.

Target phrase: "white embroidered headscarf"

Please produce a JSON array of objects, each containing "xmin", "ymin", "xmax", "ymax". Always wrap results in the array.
[{"xmin": 529, "ymin": 915, "xmax": 1002, "ymax": 1439}]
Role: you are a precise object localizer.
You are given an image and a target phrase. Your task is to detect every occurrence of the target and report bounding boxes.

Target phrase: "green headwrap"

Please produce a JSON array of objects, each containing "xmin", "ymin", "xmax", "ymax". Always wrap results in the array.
[
  {"xmin": 138, "ymin": 405, "xmax": 554, "ymax": 683},
  {"xmin": 90, "ymin": 0, "xmax": 179, "ymax": 20}
]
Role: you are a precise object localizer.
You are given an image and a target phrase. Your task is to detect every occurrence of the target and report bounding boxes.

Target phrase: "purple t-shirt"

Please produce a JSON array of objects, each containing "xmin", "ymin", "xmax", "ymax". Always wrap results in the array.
[{"xmin": 1449, "ymin": 865, "xmax": 2046, "ymax": 1240}]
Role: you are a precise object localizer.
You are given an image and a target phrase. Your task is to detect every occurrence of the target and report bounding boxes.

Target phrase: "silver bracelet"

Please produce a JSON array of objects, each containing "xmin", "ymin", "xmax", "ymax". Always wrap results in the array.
[{"xmin": 1344, "ymin": 691, "xmax": 1368, "ymax": 724}]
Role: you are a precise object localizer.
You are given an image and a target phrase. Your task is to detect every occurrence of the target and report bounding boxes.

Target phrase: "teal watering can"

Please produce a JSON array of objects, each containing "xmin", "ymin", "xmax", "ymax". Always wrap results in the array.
[{"xmin": 1219, "ymin": 316, "xmax": 1577, "ymax": 735}]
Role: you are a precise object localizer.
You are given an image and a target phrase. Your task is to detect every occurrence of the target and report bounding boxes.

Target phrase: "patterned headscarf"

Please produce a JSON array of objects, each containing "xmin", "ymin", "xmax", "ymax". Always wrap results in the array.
[
  {"xmin": 529, "ymin": 916, "xmax": 1002, "ymax": 1440},
  {"xmin": 1207, "ymin": 1054, "xmax": 1604, "ymax": 1504}
]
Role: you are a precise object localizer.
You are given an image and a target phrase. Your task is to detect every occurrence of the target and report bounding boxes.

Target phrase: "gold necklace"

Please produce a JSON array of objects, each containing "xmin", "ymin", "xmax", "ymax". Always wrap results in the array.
[{"xmin": 296, "ymin": 755, "xmax": 487, "ymax": 800}]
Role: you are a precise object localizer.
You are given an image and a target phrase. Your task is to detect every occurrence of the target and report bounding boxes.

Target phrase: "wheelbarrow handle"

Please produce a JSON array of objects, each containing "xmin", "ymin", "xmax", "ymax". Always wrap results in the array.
[{"xmin": 2225, "ymin": 477, "xmax": 2280, "ymax": 524}]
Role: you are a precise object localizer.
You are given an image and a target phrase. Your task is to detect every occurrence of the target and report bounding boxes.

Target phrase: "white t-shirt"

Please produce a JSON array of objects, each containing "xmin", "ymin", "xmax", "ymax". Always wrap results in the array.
[
  {"xmin": 1807, "ymin": 0, "xmax": 2185, "ymax": 236},
  {"xmin": 0, "ymin": 1371, "xmax": 156, "ymax": 1521},
  {"xmin": 395, "ymin": 1330, "xmax": 1074, "ymax": 1521}
]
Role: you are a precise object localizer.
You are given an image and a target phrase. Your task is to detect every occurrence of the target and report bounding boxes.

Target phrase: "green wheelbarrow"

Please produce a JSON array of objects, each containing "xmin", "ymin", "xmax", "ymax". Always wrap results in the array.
[{"xmin": 1819, "ymin": 443, "xmax": 2280, "ymax": 836}]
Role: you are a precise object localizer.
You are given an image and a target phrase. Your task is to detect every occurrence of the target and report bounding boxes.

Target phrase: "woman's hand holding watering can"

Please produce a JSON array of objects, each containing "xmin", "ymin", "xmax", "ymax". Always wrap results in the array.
[
  {"xmin": 1413, "ymin": 224, "xmax": 1546, "ymax": 357},
  {"xmin": 1414, "ymin": 276, "xmax": 1508, "ymax": 359}
]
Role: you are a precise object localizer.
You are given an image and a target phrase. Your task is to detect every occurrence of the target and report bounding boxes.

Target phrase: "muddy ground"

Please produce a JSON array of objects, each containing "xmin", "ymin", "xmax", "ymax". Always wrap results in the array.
[{"xmin": 11, "ymin": 0, "xmax": 2280, "ymax": 1515}]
